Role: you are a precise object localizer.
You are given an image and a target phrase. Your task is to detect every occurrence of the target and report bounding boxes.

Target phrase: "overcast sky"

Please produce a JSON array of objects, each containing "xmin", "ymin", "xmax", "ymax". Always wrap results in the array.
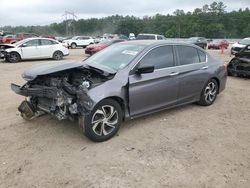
[{"xmin": 0, "ymin": 0, "xmax": 249, "ymax": 26}]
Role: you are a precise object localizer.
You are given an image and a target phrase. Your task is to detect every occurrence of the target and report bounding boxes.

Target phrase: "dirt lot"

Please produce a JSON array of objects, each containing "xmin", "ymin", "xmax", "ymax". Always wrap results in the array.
[{"xmin": 0, "ymin": 47, "xmax": 249, "ymax": 188}]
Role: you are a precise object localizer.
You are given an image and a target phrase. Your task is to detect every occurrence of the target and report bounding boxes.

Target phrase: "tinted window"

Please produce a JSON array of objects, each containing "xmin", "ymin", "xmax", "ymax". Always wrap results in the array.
[
  {"xmin": 140, "ymin": 46, "xmax": 174, "ymax": 69},
  {"xmin": 198, "ymin": 50, "xmax": 206, "ymax": 62},
  {"xmin": 25, "ymin": 39, "xmax": 40, "ymax": 47},
  {"xmin": 177, "ymin": 46, "xmax": 200, "ymax": 65}
]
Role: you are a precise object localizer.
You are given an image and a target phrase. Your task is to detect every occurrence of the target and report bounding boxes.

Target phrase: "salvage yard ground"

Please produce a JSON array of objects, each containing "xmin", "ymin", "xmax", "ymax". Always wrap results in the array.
[{"xmin": 0, "ymin": 47, "xmax": 250, "ymax": 188}]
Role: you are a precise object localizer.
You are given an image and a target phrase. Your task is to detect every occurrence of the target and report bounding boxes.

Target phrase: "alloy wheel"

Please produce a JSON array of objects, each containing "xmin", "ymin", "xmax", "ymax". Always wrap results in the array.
[
  {"xmin": 204, "ymin": 82, "xmax": 217, "ymax": 103},
  {"xmin": 91, "ymin": 105, "xmax": 118, "ymax": 136},
  {"xmin": 9, "ymin": 53, "xmax": 19, "ymax": 63},
  {"xmin": 54, "ymin": 51, "xmax": 63, "ymax": 60}
]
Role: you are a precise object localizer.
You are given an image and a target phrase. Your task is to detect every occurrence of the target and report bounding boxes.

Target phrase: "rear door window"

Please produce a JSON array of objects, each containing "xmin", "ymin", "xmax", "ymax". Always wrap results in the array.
[
  {"xmin": 25, "ymin": 39, "xmax": 40, "ymax": 47},
  {"xmin": 41, "ymin": 39, "xmax": 56, "ymax": 45},
  {"xmin": 176, "ymin": 45, "xmax": 200, "ymax": 65},
  {"xmin": 140, "ymin": 46, "xmax": 174, "ymax": 69}
]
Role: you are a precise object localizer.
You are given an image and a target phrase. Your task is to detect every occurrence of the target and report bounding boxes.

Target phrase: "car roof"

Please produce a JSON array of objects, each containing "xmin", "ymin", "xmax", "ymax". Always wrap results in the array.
[
  {"xmin": 120, "ymin": 40, "xmax": 202, "ymax": 48},
  {"xmin": 17, "ymin": 37, "xmax": 58, "ymax": 43},
  {"xmin": 138, "ymin": 33, "xmax": 162, "ymax": 36}
]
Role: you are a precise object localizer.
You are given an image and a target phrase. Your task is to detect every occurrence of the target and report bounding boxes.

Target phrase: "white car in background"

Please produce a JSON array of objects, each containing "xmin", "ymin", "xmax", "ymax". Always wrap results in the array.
[
  {"xmin": 63, "ymin": 36, "xmax": 94, "ymax": 48},
  {"xmin": 231, "ymin": 37, "xmax": 250, "ymax": 55},
  {"xmin": 3, "ymin": 38, "xmax": 69, "ymax": 63}
]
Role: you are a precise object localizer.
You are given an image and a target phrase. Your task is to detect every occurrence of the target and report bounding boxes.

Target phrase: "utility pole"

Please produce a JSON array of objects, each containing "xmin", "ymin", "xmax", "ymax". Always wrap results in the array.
[{"xmin": 62, "ymin": 11, "xmax": 77, "ymax": 36}]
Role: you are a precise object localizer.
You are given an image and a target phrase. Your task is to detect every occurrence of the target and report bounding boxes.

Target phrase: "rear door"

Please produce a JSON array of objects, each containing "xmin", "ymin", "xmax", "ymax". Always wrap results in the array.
[
  {"xmin": 77, "ymin": 36, "xmax": 90, "ymax": 46},
  {"xmin": 175, "ymin": 45, "xmax": 210, "ymax": 104},
  {"xmin": 40, "ymin": 39, "xmax": 58, "ymax": 58},
  {"xmin": 129, "ymin": 45, "xmax": 179, "ymax": 116},
  {"xmin": 20, "ymin": 39, "xmax": 41, "ymax": 59}
]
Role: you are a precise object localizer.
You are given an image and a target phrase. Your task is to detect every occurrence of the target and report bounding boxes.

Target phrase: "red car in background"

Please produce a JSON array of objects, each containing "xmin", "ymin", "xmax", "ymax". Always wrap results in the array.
[
  {"xmin": 85, "ymin": 39, "xmax": 126, "ymax": 55},
  {"xmin": 1, "ymin": 32, "xmax": 39, "ymax": 44},
  {"xmin": 208, "ymin": 39, "xmax": 229, "ymax": 49}
]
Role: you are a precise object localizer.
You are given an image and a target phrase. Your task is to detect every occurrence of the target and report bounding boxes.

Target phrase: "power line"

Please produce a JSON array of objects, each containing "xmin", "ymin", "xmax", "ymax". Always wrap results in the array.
[{"xmin": 62, "ymin": 11, "xmax": 77, "ymax": 36}]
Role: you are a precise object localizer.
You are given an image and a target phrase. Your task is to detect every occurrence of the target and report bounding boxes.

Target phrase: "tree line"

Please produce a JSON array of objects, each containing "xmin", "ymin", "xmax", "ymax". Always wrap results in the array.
[{"xmin": 1, "ymin": 1, "xmax": 250, "ymax": 38}]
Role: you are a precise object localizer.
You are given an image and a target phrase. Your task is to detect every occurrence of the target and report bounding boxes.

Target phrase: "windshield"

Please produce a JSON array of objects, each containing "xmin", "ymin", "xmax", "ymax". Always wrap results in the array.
[
  {"xmin": 213, "ymin": 40, "xmax": 221, "ymax": 44},
  {"xmin": 14, "ymin": 38, "xmax": 30, "ymax": 46},
  {"xmin": 188, "ymin": 37, "xmax": 199, "ymax": 42},
  {"xmin": 72, "ymin": 36, "xmax": 78, "ymax": 40},
  {"xmin": 239, "ymin": 39, "xmax": 250, "ymax": 45},
  {"xmin": 85, "ymin": 44, "xmax": 145, "ymax": 71}
]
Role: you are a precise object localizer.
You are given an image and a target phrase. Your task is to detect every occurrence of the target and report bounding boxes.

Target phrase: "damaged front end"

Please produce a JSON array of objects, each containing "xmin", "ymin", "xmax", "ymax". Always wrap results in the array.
[
  {"xmin": 11, "ymin": 64, "xmax": 113, "ymax": 121},
  {"xmin": 0, "ymin": 44, "xmax": 14, "ymax": 59},
  {"xmin": 228, "ymin": 45, "xmax": 250, "ymax": 78}
]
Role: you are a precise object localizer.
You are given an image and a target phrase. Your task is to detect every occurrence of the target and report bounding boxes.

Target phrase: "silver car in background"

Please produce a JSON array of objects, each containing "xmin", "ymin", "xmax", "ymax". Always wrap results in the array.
[{"xmin": 11, "ymin": 40, "xmax": 227, "ymax": 142}]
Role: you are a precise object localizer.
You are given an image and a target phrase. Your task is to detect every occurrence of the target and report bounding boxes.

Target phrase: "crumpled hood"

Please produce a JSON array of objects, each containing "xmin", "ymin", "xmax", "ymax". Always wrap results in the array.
[
  {"xmin": 22, "ymin": 61, "xmax": 84, "ymax": 81},
  {"xmin": 0, "ymin": 44, "xmax": 15, "ymax": 49},
  {"xmin": 232, "ymin": 42, "xmax": 246, "ymax": 48}
]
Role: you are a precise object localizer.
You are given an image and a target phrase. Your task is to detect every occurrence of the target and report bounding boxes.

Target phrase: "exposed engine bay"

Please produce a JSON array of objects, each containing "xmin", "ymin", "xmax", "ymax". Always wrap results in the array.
[
  {"xmin": 0, "ymin": 44, "xmax": 14, "ymax": 58},
  {"xmin": 227, "ymin": 44, "xmax": 250, "ymax": 78},
  {"xmin": 11, "ymin": 67, "xmax": 114, "ymax": 120}
]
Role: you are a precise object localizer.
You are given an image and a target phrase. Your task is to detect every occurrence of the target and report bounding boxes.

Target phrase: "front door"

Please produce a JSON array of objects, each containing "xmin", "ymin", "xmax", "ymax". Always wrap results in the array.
[
  {"xmin": 21, "ymin": 39, "xmax": 41, "ymax": 59},
  {"xmin": 129, "ymin": 45, "xmax": 179, "ymax": 117}
]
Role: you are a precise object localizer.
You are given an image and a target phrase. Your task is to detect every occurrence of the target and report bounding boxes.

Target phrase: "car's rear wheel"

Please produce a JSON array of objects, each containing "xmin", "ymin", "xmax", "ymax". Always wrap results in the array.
[
  {"xmin": 53, "ymin": 51, "xmax": 63, "ymax": 60},
  {"xmin": 83, "ymin": 99, "xmax": 122, "ymax": 142},
  {"xmin": 71, "ymin": 43, "xmax": 77, "ymax": 49},
  {"xmin": 198, "ymin": 79, "xmax": 218, "ymax": 106},
  {"xmin": 6, "ymin": 52, "xmax": 21, "ymax": 63}
]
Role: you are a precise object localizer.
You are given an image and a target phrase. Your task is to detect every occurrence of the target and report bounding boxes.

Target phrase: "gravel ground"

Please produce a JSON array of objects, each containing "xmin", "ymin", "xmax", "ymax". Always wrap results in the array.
[{"xmin": 0, "ymin": 47, "xmax": 249, "ymax": 188}]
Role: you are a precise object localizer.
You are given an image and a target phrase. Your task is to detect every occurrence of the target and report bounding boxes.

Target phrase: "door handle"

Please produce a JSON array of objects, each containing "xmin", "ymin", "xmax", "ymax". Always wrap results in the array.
[
  {"xmin": 169, "ymin": 72, "xmax": 179, "ymax": 76},
  {"xmin": 201, "ymin": 66, "xmax": 208, "ymax": 70}
]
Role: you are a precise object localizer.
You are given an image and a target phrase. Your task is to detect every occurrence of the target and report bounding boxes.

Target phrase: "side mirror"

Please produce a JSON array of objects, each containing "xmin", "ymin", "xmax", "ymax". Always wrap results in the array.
[
  {"xmin": 136, "ymin": 65, "xmax": 154, "ymax": 74},
  {"xmin": 22, "ymin": 43, "xmax": 27, "ymax": 47}
]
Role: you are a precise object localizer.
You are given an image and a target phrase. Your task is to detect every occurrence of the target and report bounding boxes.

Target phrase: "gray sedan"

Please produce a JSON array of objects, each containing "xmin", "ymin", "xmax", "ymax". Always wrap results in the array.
[{"xmin": 11, "ymin": 40, "xmax": 227, "ymax": 142}]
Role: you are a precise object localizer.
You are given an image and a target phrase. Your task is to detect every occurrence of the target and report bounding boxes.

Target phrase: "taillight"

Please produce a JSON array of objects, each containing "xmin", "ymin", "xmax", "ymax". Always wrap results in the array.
[{"xmin": 63, "ymin": 44, "xmax": 68, "ymax": 48}]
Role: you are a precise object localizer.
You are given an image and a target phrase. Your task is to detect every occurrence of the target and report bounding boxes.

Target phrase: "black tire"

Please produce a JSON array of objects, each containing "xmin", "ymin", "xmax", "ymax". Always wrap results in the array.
[
  {"xmin": 6, "ymin": 52, "xmax": 21, "ymax": 63},
  {"xmin": 83, "ymin": 99, "xmax": 123, "ymax": 142},
  {"xmin": 227, "ymin": 59, "xmax": 239, "ymax": 77},
  {"xmin": 53, "ymin": 51, "xmax": 63, "ymax": 60},
  {"xmin": 198, "ymin": 79, "xmax": 218, "ymax": 106},
  {"xmin": 71, "ymin": 43, "xmax": 77, "ymax": 49}
]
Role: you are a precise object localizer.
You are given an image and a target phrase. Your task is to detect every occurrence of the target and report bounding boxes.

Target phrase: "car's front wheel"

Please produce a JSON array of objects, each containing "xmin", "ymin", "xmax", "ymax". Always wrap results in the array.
[
  {"xmin": 83, "ymin": 99, "xmax": 123, "ymax": 142},
  {"xmin": 6, "ymin": 52, "xmax": 21, "ymax": 63},
  {"xmin": 198, "ymin": 79, "xmax": 218, "ymax": 106}
]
